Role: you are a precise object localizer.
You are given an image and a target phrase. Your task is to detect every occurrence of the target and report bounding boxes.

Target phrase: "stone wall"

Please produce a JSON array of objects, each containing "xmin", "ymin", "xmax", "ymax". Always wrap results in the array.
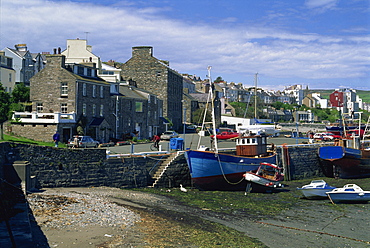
[
  {"xmin": 7, "ymin": 123, "xmax": 60, "ymax": 143},
  {"xmin": 276, "ymin": 144, "xmax": 325, "ymax": 180},
  {"xmin": 0, "ymin": 142, "xmax": 159, "ymax": 188},
  {"xmin": 0, "ymin": 142, "xmax": 327, "ymax": 190}
]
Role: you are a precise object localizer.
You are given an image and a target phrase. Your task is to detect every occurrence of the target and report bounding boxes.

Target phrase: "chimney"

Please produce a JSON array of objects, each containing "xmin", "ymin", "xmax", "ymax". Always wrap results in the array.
[
  {"xmin": 46, "ymin": 54, "xmax": 66, "ymax": 68},
  {"xmin": 132, "ymin": 46, "xmax": 153, "ymax": 58},
  {"xmin": 15, "ymin": 44, "xmax": 27, "ymax": 52}
]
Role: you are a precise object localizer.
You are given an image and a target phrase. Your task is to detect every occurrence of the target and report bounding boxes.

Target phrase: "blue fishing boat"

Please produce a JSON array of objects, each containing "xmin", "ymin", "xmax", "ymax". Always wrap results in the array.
[
  {"xmin": 185, "ymin": 68, "xmax": 277, "ymax": 191},
  {"xmin": 185, "ymin": 135, "xmax": 277, "ymax": 191},
  {"xmin": 319, "ymin": 114, "xmax": 370, "ymax": 178}
]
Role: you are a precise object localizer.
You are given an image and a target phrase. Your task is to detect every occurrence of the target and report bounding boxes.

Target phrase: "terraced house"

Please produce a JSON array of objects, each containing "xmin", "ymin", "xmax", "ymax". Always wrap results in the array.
[{"xmin": 11, "ymin": 54, "xmax": 113, "ymax": 143}]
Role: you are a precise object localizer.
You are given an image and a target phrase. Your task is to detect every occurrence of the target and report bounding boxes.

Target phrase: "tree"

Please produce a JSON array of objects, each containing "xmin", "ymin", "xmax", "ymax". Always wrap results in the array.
[
  {"xmin": 11, "ymin": 83, "xmax": 30, "ymax": 103},
  {"xmin": 214, "ymin": 76, "xmax": 224, "ymax": 83},
  {"xmin": 0, "ymin": 83, "xmax": 11, "ymax": 140},
  {"xmin": 192, "ymin": 108, "xmax": 212, "ymax": 125}
]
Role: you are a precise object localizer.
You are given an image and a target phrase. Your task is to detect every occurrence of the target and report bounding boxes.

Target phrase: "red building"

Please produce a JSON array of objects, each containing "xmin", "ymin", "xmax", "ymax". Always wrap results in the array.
[{"xmin": 329, "ymin": 91, "xmax": 344, "ymax": 107}]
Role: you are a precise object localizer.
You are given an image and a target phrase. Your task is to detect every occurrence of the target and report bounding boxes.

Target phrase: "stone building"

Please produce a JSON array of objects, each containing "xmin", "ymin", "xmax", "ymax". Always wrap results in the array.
[
  {"xmin": 116, "ymin": 84, "xmax": 163, "ymax": 140},
  {"xmin": 119, "ymin": 46, "xmax": 183, "ymax": 131},
  {"xmin": 11, "ymin": 54, "xmax": 113, "ymax": 143}
]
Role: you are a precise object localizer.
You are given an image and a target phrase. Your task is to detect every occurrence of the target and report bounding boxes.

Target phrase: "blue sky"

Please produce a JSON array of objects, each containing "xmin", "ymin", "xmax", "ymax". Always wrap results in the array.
[{"xmin": 1, "ymin": 0, "xmax": 369, "ymax": 90}]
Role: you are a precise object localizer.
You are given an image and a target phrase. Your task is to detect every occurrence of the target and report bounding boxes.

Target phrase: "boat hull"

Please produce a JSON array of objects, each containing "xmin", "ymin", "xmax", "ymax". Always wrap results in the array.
[
  {"xmin": 297, "ymin": 189, "xmax": 333, "ymax": 199},
  {"xmin": 327, "ymin": 192, "xmax": 370, "ymax": 203},
  {"xmin": 185, "ymin": 150, "xmax": 277, "ymax": 191},
  {"xmin": 244, "ymin": 173, "xmax": 284, "ymax": 193},
  {"xmin": 318, "ymin": 146, "xmax": 370, "ymax": 178}
]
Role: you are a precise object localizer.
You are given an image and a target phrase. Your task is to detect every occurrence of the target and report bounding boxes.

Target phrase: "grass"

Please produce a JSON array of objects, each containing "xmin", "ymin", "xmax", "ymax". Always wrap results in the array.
[
  {"xmin": 131, "ymin": 177, "xmax": 370, "ymax": 247},
  {"xmin": 137, "ymin": 177, "xmax": 370, "ymax": 216},
  {"xmin": 1, "ymin": 133, "xmax": 66, "ymax": 148}
]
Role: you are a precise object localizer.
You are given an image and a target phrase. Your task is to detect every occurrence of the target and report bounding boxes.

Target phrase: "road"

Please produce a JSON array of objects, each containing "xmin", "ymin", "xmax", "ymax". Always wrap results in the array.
[{"xmin": 106, "ymin": 133, "xmax": 309, "ymax": 155}]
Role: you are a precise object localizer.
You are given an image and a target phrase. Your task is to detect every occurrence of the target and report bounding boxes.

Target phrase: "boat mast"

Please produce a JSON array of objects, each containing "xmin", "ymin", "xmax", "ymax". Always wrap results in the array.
[
  {"xmin": 208, "ymin": 66, "xmax": 219, "ymax": 152},
  {"xmin": 254, "ymin": 73, "xmax": 258, "ymax": 121}
]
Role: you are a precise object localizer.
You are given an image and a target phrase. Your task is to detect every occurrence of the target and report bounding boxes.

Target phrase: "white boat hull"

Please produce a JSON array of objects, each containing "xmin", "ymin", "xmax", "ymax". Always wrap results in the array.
[
  {"xmin": 327, "ymin": 192, "xmax": 370, "ymax": 203},
  {"xmin": 326, "ymin": 184, "xmax": 370, "ymax": 203},
  {"xmin": 298, "ymin": 189, "xmax": 332, "ymax": 199}
]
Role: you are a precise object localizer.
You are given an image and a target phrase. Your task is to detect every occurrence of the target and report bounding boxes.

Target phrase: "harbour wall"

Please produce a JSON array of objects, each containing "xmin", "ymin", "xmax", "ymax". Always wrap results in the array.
[{"xmin": 0, "ymin": 142, "xmax": 326, "ymax": 189}]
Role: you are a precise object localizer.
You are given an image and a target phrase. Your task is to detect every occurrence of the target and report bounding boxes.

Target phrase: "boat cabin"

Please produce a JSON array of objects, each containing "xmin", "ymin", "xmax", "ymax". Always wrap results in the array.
[
  {"xmin": 236, "ymin": 135, "xmax": 269, "ymax": 157},
  {"xmin": 335, "ymin": 136, "xmax": 361, "ymax": 149}
]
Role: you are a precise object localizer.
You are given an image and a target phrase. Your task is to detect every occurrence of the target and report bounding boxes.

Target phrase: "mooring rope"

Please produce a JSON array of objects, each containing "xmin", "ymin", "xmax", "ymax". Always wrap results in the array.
[{"xmin": 216, "ymin": 153, "xmax": 245, "ymax": 185}]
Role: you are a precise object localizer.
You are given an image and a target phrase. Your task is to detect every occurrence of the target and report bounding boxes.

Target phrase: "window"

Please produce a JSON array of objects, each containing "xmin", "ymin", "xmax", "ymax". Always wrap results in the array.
[
  {"xmin": 61, "ymin": 103, "xmax": 67, "ymax": 113},
  {"xmin": 100, "ymin": 86, "xmax": 103, "ymax": 98},
  {"xmin": 87, "ymin": 68, "xmax": 92, "ymax": 77},
  {"xmin": 36, "ymin": 103, "xmax": 43, "ymax": 113},
  {"xmin": 9, "ymin": 73, "xmax": 11, "ymax": 82},
  {"xmin": 78, "ymin": 66, "xmax": 84, "ymax": 75},
  {"xmin": 83, "ymin": 83, "xmax": 87, "ymax": 96},
  {"xmin": 92, "ymin": 85, "xmax": 96, "ymax": 98},
  {"xmin": 92, "ymin": 104, "xmax": 96, "ymax": 116},
  {"xmin": 100, "ymin": 105, "xmax": 103, "ymax": 117},
  {"xmin": 83, "ymin": 104, "xmax": 86, "ymax": 116},
  {"xmin": 135, "ymin": 102, "xmax": 143, "ymax": 112},
  {"xmin": 61, "ymin": 82, "xmax": 68, "ymax": 96}
]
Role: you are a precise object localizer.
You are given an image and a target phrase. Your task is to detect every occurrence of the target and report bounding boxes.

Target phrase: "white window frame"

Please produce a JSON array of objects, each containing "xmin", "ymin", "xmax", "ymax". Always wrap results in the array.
[
  {"xmin": 83, "ymin": 83, "xmax": 87, "ymax": 96},
  {"xmin": 61, "ymin": 103, "xmax": 68, "ymax": 113},
  {"xmin": 36, "ymin": 103, "xmax": 43, "ymax": 113},
  {"xmin": 61, "ymin": 82, "xmax": 68, "ymax": 96},
  {"xmin": 93, "ymin": 85, "xmax": 96, "ymax": 98},
  {"xmin": 100, "ymin": 104, "xmax": 103, "ymax": 117},
  {"xmin": 83, "ymin": 104, "xmax": 86, "ymax": 116},
  {"xmin": 93, "ymin": 104, "xmax": 96, "ymax": 116}
]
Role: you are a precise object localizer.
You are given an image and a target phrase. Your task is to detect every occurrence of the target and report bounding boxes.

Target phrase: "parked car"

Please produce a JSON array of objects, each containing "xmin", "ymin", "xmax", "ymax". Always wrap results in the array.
[
  {"xmin": 160, "ymin": 131, "xmax": 179, "ymax": 140},
  {"xmin": 67, "ymin": 136, "xmax": 99, "ymax": 148}
]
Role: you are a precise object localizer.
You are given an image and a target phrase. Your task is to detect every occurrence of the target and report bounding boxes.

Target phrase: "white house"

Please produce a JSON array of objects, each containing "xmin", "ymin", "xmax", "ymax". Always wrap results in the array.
[
  {"xmin": 3, "ymin": 44, "xmax": 35, "ymax": 86},
  {"xmin": 0, "ymin": 51, "xmax": 16, "ymax": 93},
  {"xmin": 61, "ymin": 38, "xmax": 121, "ymax": 83}
]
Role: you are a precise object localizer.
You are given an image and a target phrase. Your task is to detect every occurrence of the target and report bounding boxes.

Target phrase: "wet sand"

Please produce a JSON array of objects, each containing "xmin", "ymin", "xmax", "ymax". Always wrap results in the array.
[{"xmin": 28, "ymin": 186, "xmax": 370, "ymax": 248}]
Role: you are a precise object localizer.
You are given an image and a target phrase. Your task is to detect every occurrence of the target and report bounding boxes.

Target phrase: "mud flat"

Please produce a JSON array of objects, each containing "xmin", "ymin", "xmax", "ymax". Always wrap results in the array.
[{"xmin": 29, "ymin": 186, "xmax": 370, "ymax": 248}]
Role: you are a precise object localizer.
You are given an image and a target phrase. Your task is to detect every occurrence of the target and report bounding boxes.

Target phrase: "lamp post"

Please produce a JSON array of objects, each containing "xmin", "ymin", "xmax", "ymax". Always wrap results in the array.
[
  {"xmin": 182, "ymin": 101, "xmax": 187, "ymax": 150},
  {"xmin": 295, "ymin": 107, "xmax": 299, "ymax": 144}
]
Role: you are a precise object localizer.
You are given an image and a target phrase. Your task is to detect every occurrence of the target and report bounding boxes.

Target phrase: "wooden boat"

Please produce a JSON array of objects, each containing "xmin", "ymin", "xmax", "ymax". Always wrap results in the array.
[
  {"xmin": 185, "ymin": 134, "xmax": 277, "ymax": 191},
  {"xmin": 243, "ymin": 162, "xmax": 284, "ymax": 193},
  {"xmin": 185, "ymin": 68, "xmax": 277, "ymax": 191},
  {"xmin": 297, "ymin": 180, "xmax": 336, "ymax": 199},
  {"xmin": 326, "ymin": 184, "xmax": 370, "ymax": 203}
]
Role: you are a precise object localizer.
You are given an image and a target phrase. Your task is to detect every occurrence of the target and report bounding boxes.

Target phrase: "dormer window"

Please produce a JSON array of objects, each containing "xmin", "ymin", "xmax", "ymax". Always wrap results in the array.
[
  {"xmin": 77, "ymin": 66, "xmax": 84, "ymax": 75},
  {"xmin": 87, "ymin": 68, "xmax": 92, "ymax": 77},
  {"xmin": 61, "ymin": 82, "xmax": 68, "ymax": 97}
]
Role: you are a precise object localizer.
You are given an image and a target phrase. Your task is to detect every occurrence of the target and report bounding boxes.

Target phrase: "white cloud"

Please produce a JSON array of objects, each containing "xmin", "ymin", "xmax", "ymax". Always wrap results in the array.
[
  {"xmin": 304, "ymin": 0, "xmax": 338, "ymax": 10},
  {"xmin": 1, "ymin": 0, "xmax": 369, "ymax": 90}
]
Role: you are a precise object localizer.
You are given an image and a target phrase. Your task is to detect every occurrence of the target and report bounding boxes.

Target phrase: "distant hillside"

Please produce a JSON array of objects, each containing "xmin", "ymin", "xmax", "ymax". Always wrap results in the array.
[{"xmin": 309, "ymin": 89, "xmax": 370, "ymax": 103}]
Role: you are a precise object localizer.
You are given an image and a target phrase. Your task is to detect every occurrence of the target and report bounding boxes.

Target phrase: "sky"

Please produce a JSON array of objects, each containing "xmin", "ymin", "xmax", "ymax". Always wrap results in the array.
[{"xmin": 1, "ymin": 0, "xmax": 369, "ymax": 91}]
